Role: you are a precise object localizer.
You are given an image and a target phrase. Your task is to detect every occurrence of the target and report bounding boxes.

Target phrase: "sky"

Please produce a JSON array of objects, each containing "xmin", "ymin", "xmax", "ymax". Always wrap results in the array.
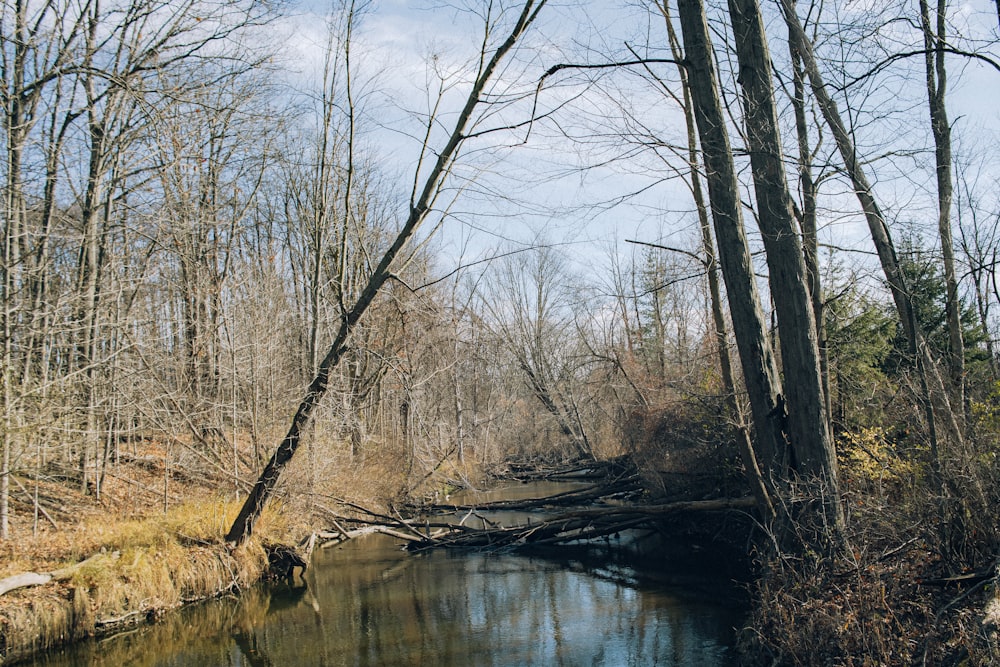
[{"xmin": 274, "ymin": 0, "xmax": 1000, "ymax": 292}]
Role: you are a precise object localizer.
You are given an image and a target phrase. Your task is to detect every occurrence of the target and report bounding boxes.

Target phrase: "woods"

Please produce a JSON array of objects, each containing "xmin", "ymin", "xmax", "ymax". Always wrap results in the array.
[{"xmin": 2, "ymin": 0, "xmax": 1000, "ymax": 663}]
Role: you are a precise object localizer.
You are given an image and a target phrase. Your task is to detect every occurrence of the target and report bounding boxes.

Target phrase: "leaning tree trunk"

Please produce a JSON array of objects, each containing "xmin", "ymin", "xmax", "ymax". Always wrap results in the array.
[{"xmin": 226, "ymin": 0, "xmax": 549, "ymax": 544}]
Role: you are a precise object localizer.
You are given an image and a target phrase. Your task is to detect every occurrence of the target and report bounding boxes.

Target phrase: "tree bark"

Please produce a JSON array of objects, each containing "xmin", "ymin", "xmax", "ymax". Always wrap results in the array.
[{"xmin": 727, "ymin": 0, "xmax": 844, "ymax": 541}]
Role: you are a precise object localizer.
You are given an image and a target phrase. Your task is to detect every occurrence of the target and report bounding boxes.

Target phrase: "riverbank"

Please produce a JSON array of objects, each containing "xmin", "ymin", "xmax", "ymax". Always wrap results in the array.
[
  {"xmin": 0, "ymin": 444, "xmax": 468, "ymax": 665},
  {"xmin": 0, "ymin": 444, "xmax": 321, "ymax": 667},
  {"xmin": 8, "ymin": 444, "xmax": 996, "ymax": 666},
  {"xmin": 0, "ymin": 494, "xmax": 281, "ymax": 664},
  {"xmin": 10, "ymin": 476, "xmax": 751, "ymax": 667}
]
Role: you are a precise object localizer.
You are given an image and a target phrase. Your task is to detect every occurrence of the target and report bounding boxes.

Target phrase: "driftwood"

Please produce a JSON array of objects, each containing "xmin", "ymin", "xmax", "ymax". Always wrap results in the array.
[
  {"xmin": 0, "ymin": 551, "xmax": 120, "ymax": 597},
  {"xmin": 300, "ymin": 460, "xmax": 754, "ymax": 555}
]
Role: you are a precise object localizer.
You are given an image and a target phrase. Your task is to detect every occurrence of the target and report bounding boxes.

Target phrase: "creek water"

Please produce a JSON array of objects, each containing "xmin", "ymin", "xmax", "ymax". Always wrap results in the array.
[{"xmin": 28, "ymin": 481, "xmax": 747, "ymax": 666}]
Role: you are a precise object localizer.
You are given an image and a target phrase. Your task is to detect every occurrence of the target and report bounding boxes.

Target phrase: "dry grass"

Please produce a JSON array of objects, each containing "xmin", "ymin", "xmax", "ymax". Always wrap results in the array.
[
  {"xmin": 741, "ymin": 544, "xmax": 1000, "ymax": 666},
  {"xmin": 737, "ymin": 431, "xmax": 1000, "ymax": 667},
  {"xmin": 0, "ymin": 497, "xmax": 277, "ymax": 662},
  {"xmin": 0, "ymin": 464, "xmax": 294, "ymax": 664}
]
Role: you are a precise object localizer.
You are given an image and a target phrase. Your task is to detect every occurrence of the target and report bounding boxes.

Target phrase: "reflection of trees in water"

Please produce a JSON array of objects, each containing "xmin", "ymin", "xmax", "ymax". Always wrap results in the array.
[
  {"xmin": 232, "ymin": 582, "xmax": 309, "ymax": 667},
  {"xmin": 34, "ymin": 533, "xmax": 742, "ymax": 666},
  {"xmin": 30, "ymin": 586, "xmax": 273, "ymax": 667},
  {"xmin": 241, "ymin": 535, "xmax": 739, "ymax": 666}
]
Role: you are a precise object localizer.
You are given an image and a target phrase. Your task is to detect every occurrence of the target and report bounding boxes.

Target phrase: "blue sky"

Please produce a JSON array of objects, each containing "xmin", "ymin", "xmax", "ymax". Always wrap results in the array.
[{"xmin": 274, "ymin": 0, "xmax": 1000, "ymax": 289}]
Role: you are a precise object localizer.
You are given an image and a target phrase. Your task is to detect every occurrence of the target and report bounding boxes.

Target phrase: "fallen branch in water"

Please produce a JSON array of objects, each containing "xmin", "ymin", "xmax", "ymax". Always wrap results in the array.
[
  {"xmin": 309, "ymin": 496, "xmax": 756, "ymax": 553},
  {"xmin": 415, "ymin": 496, "xmax": 757, "ymax": 550},
  {"xmin": 492, "ymin": 456, "xmax": 636, "ymax": 482}
]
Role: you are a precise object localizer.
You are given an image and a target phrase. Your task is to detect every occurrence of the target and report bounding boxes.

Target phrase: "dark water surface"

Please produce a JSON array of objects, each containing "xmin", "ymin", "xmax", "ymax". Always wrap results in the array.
[{"xmin": 30, "ymin": 484, "xmax": 747, "ymax": 666}]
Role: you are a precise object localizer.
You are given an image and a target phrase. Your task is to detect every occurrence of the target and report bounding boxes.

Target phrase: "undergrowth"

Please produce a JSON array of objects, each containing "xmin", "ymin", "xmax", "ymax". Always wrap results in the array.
[{"xmin": 738, "ymin": 423, "xmax": 1000, "ymax": 666}]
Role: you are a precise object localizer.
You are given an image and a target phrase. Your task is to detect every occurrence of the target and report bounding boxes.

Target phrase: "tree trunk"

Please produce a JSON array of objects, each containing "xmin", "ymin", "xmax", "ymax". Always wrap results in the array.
[
  {"xmin": 786, "ymin": 12, "xmax": 830, "ymax": 421},
  {"xmin": 676, "ymin": 0, "xmax": 787, "ymax": 517},
  {"xmin": 919, "ymin": 0, "xmax": 964, "ymax": 412},
  {"xmin": 727, "ymin": 0, "xmax": 844, "ymax": 543}
]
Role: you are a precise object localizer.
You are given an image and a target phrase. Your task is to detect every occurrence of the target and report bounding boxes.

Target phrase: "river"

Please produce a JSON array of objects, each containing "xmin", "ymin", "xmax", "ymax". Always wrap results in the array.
[{"xmin": 26, "ymin": 482, "xmax": 747, "ymax": 666}]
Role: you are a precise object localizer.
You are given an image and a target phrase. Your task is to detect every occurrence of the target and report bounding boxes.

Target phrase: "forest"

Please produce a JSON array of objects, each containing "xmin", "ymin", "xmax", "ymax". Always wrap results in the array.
[{"xmin": 1, "ymin": 0, "xmax": 1000, "ymax": 664}]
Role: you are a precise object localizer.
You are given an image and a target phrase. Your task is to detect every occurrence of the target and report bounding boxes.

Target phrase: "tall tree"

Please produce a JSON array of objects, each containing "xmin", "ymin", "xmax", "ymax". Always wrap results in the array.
[
  {"xmin": 727, "ymin": 0, "xmax": 844, "ymax": 540},
  {"xmin": 919, "ymin": 0, "xmax": 964, "ymax": 409},
  {"xmin": 785, "ymin": 0, "xmax": 829, "ymax": 418},
  {"xmin": 676, "ymin": 0, "xmax": 784, "ymax": 527},
  {"xmin": 600, "ymin": 2, "xmax": 775, "ymax": 522}
]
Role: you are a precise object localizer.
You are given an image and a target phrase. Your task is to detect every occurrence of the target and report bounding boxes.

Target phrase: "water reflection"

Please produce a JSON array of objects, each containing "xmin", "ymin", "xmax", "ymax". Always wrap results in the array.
[{"xmin": 29, "ymin": 490, "xmax": 745, "ymax": 666}]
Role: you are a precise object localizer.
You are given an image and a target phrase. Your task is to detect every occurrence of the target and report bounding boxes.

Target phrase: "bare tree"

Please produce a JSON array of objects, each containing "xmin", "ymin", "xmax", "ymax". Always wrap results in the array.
[
  {"xmin": 226, "ymin": 0, "xmax": 550, "ymax": 544},
  {"xmin": 482, "ymin": 245, "xmax": 592, "ymax": 459},
  {"xmin": 783, "ymin": 0, "xmax": 830, "ymax": 418}
]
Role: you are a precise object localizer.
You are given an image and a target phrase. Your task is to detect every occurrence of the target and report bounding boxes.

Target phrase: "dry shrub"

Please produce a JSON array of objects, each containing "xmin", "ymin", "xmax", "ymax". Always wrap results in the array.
[
  {"xmin": 623, "ymin": 398, "xmax": 742, "ymax": 498},
  {"xmin": 744, "ymin": 552, "xmax": 932, "ymax": 665},
  {"xmin": 739, "ymin": 426, "xmax": 1000, "ymax": 667},
  {"xmin": 740, "ymin": 544, "xmax": 1000, "ymax": 665}
]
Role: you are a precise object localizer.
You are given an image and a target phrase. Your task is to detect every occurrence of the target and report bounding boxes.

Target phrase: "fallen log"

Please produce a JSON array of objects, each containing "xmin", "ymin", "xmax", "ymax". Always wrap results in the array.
[
  {"xmin": 0, "ymin": 551, "xmax": 121, "ymax": 597},
  {"xmin": 409, "ymin": 496, "xmax": 756, "ymax": 550}
]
